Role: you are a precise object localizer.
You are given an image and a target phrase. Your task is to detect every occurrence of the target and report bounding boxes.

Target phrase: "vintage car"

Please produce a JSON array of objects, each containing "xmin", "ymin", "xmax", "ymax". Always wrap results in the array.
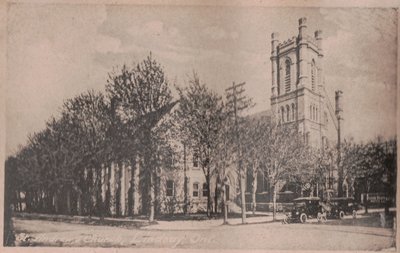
[
  {"xmin": 327, "ymin": 197, "xmax": 360, "ymax": 219},
  {"xmin": 285, "ymin": 197, "xmax": 324, "ymax": 223}
]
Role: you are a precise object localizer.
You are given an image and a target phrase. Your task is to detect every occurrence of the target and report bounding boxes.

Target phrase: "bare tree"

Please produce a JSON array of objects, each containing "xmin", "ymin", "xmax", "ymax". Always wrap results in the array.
[
  {"xmin": 210, "ymin": 106, "xmax": 234, "ymax": 223},
  {"xmin": 261, "ymin": 121, "xmax": 306, "ymax": 221},
  {"xmin": 175, "ymin": 73, "xmax": 225, "ymax": 217},
  {"xmin": 225, "ymin": 82, "xmax": 254, "ymax": 223},
  {"xmin": 343, "ymin": 139, "xmax": 388, "ymax": 214},
  {"xmin": 310, "ymin": 144, "xmax": 337, "ymax": 198},
  {"xmin": 62, "ymin": 90, "xmax": 111, "ymax": 219},
  {"xmin": 240, "ymin": 118, "xmax": 268, "ymax": 215},
  {"xmin": 106, "ymin": 53, "xmax": 173, "ymax": 222}
]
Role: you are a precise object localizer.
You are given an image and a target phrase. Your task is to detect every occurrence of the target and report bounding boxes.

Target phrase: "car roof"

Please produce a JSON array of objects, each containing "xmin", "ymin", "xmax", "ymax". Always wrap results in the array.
[
  {"xmin": 330, "ymin": 197, "xmax": 354, "ymax": 201},
  {"xmin": 293, "ymin": 197, "xmax": 320, "ymax": 202}
]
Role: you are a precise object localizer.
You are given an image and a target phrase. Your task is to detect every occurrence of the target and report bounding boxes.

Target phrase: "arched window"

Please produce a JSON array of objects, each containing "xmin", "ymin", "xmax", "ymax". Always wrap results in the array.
[
  {"xmin": 291, "ymin": 103, "xmax": 295, "ymax": 121},
  {"xmin": 316, "ymin": 108, "xmax": 318, "ymax": 122},
  {"xmin": 281, "ymin": 106, "xmax": 285, "ymax": 123},
  {"xmin": 310, "ymin": 105, "xmax": 312, "ymax": 120},
  {"xmin": 311, "ymin": 60, "xmax": 316, "ymax": 91},
  {"xmin": 285, "ymin": 59, "xmax": 291, "ymax": 93},
  {"xmin": 286, "ymin": 105, "xmax": 290, "ymax": 122}
]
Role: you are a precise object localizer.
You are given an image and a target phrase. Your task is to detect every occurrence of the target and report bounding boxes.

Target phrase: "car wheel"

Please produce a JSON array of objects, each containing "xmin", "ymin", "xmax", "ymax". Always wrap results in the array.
[
  {"xmin": 300, "ymin": 213, "xmax": 307, "ymax": 223},
  {"xmin": 339, "ymin": 211, "xmax": 345, "ymax": 219},
  {"xmin": 352, "ymin": 210, "xmax": 357, "ymax": 219}
]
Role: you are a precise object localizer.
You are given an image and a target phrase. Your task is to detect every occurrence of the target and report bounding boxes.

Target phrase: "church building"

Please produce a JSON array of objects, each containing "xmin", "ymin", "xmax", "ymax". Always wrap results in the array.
[
  {"xmin": 151, "ymin": 17, "xmax": 343, "ymax": 215},
  {"xmin": 70, "ymin": 17, "xmax": 343, "ymax": 217},
  {"xmin": 270, "ymin": 17, "xmax": 338, "ymax": 148}
]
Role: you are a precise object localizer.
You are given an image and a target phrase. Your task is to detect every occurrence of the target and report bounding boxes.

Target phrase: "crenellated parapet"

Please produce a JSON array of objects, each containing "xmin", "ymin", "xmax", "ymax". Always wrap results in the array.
[{"xmin": 278, "ymin": 36, "xmax": 297, "ymax": 48}]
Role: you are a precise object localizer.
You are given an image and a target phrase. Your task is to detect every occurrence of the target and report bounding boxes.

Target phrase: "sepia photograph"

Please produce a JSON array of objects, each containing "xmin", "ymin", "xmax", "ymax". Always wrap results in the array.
[{"xmin": 2, "ymin": 1, "xmax": 398, "ymax": 251}]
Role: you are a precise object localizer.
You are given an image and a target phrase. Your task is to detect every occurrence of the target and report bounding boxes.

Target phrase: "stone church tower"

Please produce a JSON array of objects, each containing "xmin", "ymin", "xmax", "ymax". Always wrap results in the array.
[{"xmin": 270, "ymin": 17, "xmax": 337, "ymax": 148}]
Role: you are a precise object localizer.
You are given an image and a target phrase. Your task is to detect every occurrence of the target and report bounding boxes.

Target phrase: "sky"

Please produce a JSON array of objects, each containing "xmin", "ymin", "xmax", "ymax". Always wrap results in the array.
[{"xmin": 6, "ymin": 4, "xmax": 398, "ymax": 156}]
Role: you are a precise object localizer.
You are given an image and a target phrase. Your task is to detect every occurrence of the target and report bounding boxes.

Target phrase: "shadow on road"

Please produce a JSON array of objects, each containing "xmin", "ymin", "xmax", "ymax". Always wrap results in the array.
[{"xmin": 323, "ymin": 212, "xmax": 395, "ymax": 229}]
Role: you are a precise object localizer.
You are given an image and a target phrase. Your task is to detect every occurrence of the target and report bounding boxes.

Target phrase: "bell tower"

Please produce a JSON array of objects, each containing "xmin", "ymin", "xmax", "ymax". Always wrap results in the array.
[{"xmin": 270, "ymin": 17, "xmax": 334, "ymax": 148}]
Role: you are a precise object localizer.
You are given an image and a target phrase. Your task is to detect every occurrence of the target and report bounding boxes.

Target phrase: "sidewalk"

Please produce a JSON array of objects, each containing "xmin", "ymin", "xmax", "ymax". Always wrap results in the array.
[
  {"xmin": 141, "ymin": 208, "xmax": 397, "ymax": 231},
  {"xmin": 14, "ymin": 212, "xmax": 149, "ymax": 228},
  {"xmin": 13, "ymin": 207, "xmax": 395, "ymax": 231},
  {"xmin": 142, "ymin": 213, "xmax": 286, "ymax": 230}
]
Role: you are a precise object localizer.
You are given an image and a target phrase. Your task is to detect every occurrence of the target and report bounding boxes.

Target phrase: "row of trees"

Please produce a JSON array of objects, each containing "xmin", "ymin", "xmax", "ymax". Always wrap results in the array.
[
  {"xmin": 4, "ymin": 53, "xmax": 396, "ymax": 229},
  {"xmin": 4, "ymin": 53, "xmax": 316, "ymax": 225},
  {"xmin": 5, "ymin": 54, "xmax": 177, "ymax": 222}
]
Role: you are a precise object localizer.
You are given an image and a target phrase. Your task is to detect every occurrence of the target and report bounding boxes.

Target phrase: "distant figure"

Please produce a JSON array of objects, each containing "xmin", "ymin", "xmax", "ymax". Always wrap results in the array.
[{"xmin": 317, "ymin": 211, "xmax": 327, "ymax": 223}]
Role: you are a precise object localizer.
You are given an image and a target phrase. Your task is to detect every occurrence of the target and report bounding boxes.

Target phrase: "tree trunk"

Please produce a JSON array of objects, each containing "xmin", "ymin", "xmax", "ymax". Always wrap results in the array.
[
  {"xmin": 365, "ymin": 180, "xmax": 369, "ymax": 214},
  {"xmin": 105, "ymin": 165, "xmax": 111, "ymax": 216},
  {"xmin": 96, "ymin": 165, "xmax": 104, "ymax": 221},
  {"xmin": 251, "ymin": 170, "xmax": 258, "ymax": 215},
  {"xmin": 120, "ymin": 163, "xmax": 126, "ymax": 216},
  {"xmin": 48, "ymin": 191, "xmax": 54, "ymax": 213},
  {"xmin": 183, "ymin": 144, "xmax": 189, "ymax": 215},
  {"xmin": 15, "ymin": 191, "xmax": 21, "ymax": 212},
  {"xmin": 206, "ymin": 168, "xmax": 212, "ymax": 217},
  {"xmin": 155, "ymin": 172, "xmax": 161, "ymax": 216},
  {"xmin": 129, "ymin": 158, "xmax": 135, "ymax": 217},
  {"xmin": 272, "ymin": 184, "xmax": 277, "ymax": 221},
  {"xmin": 350, "ymin": 179, "xmax": 355, "ymax": 198},
  {"xmin": 86, "ymin": 168, "xmax": 93, "ymax": 216},
  {"xmin": 223, "ymin": 184, "xmax": 228, "ymax": 224},
  {"xmin": 149, "ymin": 172, "xmax": 155, "ymax": 222},
  {"xmin": 239, "ymin": 172, "xmax": 247, "ymax": 224},
  {"xmin": 115, "ymin": 163, "xmax": 122, "ymax": 217},
  {"xmin": 25, "ymin": 191, "xmax": 31, "ymax": 213},
  {"xmin": 214, "ymin": 178, "xmax": 219, "ymax": 214},
  {"xmin": 54, "ymin": 191, "xmax": 59, "ymax": 214},
  {"xmin": 364, "ymin": 193, "xmax": 369, "ymax": 214},
  {"xmin": 77, "ymin": 191, "xmax": 83, "ymax": 216},
  {"xmin": 66, "ymin": 188, "xmax": 71, "ymax": 215},
  {"xmin": 77, "ymin": 170, "xmax": 85, "ymax": 216}
]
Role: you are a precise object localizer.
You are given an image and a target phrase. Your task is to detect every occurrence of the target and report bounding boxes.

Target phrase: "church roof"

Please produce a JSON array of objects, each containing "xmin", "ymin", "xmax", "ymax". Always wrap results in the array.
[{"xmin": 246, "ymin": 109, "xmax": 272, "ymax": 122}]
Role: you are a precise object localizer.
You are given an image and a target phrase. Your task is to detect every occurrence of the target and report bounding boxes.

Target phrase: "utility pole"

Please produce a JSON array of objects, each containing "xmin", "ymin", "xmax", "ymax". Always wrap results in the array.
[
  {"xmin": 225, "ymin": 81, "xmax": 252, "ymax": 224},
  {"xmin": 335, "ymin": 90, "xmax": 343, "ymax": 197}
]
